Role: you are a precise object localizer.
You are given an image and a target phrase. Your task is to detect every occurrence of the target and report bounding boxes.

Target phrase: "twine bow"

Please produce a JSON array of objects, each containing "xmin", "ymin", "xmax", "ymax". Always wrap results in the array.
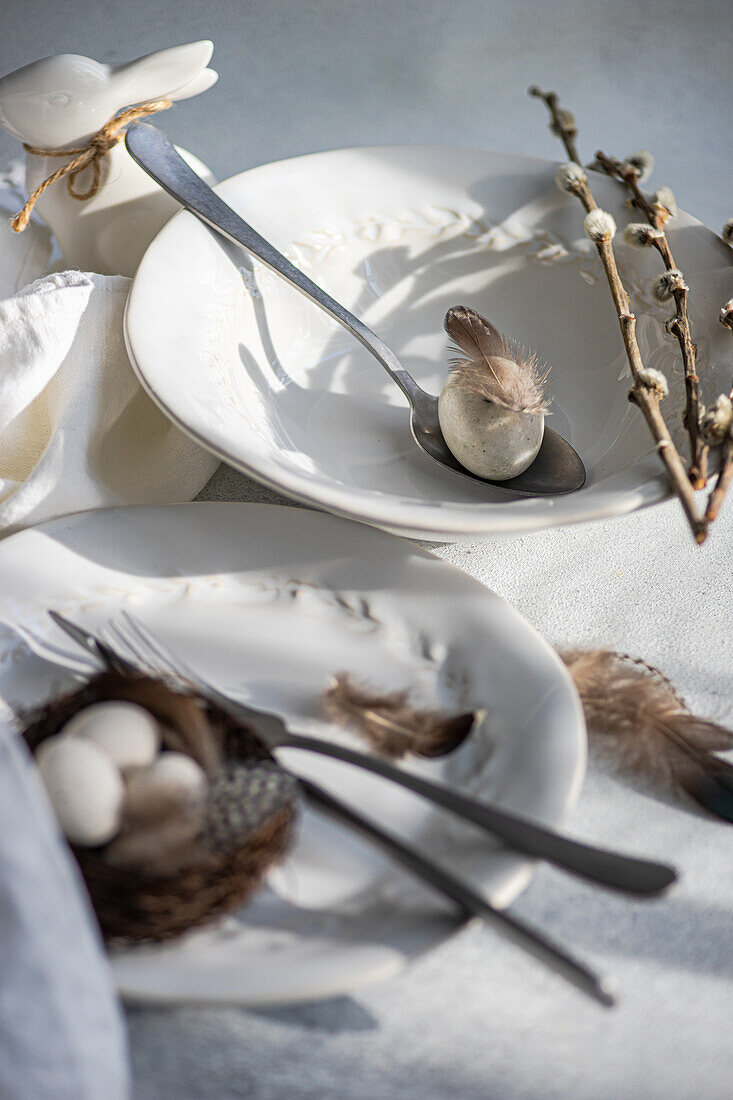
[{"xmin": 10, "ymin": 98, "xmax": 171, "ymax": 233}]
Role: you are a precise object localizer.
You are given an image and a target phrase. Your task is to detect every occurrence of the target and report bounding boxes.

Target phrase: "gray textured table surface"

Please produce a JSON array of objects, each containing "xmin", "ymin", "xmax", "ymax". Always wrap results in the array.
[{"xmin": 3, "ymin": 2, "xmax": 733, "ymax": 1097}]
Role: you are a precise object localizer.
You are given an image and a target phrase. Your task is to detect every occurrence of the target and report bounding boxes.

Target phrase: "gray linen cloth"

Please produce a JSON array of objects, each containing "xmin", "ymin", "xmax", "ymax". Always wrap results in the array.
[{"xmin": 0, "ymin": 729, "xmax": 129, "ymax": 1100}]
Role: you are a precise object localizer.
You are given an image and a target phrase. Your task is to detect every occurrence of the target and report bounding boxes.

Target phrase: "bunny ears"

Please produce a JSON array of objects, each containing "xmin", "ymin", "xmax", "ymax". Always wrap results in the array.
[{"xmin": 112, "ymin": 41, "xmax": 218, "ymax": 105}]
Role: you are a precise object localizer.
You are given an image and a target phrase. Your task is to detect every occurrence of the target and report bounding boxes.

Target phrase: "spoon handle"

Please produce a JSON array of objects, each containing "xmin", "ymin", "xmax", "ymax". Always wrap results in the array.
[
  {"xmin": 125, "ymin": 122, "xmax": 423, "ymax": 405},
  {"xmin": 300, "ymin": 777, "xmax": 615, "ymax": 1006}
]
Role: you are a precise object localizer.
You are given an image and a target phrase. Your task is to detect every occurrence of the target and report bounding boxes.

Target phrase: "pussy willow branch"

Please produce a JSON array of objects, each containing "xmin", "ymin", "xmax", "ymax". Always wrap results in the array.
[
  {"xmin": 592, "ymin": 151, "xmax": 705, "ymax": 486},
  {"xmin": 530, "ymin": 86, "xmax": 707, "ymax": 543}
]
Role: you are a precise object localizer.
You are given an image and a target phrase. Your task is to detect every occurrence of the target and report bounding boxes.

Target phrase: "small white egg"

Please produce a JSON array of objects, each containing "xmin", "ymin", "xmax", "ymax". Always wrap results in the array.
[
  {"xmin": 62, "ymin": 701, "xmax": 160, "ymax": 771},
  {"xmin": 124, "ymin": 752, "xmax": 207, "ymax": 824},
  {"xmin": 438, "ymin": 380, "xmax": 544, "ymax": 480},
  {"xmin": 36, "ymin": 736, "xmax": 124, "ymax": 846}
]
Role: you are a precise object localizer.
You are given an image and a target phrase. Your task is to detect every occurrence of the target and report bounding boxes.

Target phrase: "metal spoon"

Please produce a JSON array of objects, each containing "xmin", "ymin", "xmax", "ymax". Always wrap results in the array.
[{"xmin": 125, "ymin": 122, "xmax": 586, "ymax": 497}]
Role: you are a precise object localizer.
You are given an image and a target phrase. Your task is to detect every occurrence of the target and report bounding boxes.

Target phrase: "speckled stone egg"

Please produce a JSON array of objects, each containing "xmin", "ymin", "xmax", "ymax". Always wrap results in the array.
[{"xmin": 438, "ymin": 381, "xmax": 544, "ymax": 480}]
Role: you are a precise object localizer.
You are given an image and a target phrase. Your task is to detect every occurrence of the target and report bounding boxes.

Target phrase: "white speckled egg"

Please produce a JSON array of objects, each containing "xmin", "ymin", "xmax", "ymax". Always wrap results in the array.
[
  {"xmin": 124, "ymin": 751, "xmax": 207, "ymax": 824},
  {"xmin": 36, "ymin": 736, "xmax": 124, "ymax": 846},
  {"xmin": 438, "ymin": 381, "xmax": 544, "ymax": 480},
  {"xmin": 62, "ymin": 701, "xmax": 160, "ymax": 771}
]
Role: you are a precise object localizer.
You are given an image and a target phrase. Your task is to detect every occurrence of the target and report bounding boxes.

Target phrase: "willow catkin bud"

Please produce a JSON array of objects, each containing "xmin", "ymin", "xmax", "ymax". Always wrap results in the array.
[
  {"xmin": 636, "ymin": 368, "xmax": 669, "ymax": 398},
  {"xmin": 652, "ymin": 269, "xmax": 687, "ymax": 302},
  {"xmin": 583, "ymin": 209, "xmax": 616, "ymax": 242},
  {"xmin": 556, "ymin": 162, "xmax": 587, "ymax": 192},
  {"xmin": 623, "ymin": 223, "xmax": 664, "ymax": 248},
  {"xmin": 623, "ymin": 150, "xmax": 654, "ymax": 183}
]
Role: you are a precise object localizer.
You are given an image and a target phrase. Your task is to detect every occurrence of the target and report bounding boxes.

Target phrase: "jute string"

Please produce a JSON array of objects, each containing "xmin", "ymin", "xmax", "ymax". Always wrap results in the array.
[{"xmin": 10, "ymin": 99, "xmax": 172, "ymax": 233}]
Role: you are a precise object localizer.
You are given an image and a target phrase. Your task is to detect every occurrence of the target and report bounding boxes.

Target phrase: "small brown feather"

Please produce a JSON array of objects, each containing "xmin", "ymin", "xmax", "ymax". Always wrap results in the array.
[
  {"xmin": 562, "ymin": 649, "xmax": 733, "ymax": 820},
  {"xmin": 444, "ymin": 305, "xmax": 550, "ymax": 415},
  {"xmin": 322, "ymin": 672, "xmax": 475, "ymax": 760}
]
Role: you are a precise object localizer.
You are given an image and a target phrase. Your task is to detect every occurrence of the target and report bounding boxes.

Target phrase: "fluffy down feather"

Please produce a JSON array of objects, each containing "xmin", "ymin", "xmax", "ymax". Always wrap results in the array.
[{"xmin": 444, "ymin": 306, "xmax": 550, "ymax": 415}]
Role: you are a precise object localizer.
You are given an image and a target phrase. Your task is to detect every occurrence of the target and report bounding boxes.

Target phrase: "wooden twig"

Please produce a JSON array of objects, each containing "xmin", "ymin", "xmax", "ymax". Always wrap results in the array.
[
  {"xmin": 703, "ymin": 311, "xmax": 733, "ymax": 520},
  {"xmin": 529, "ymin": 86, "xmax": 707, "ymax": 543},
  {"xmin": 592, "ymin": 151, "xmax": 705, "ymax": 486},
  {"xmin": 704, "ymin": 433, "xmax": 733, "ymax": 522},
  {"xmin": 528, "ymin": 86, "xmax": 581, "ymax": 164}
]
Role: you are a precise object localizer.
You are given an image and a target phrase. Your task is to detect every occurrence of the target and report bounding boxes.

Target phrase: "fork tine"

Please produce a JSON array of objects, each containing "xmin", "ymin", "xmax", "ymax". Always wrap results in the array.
[
  {"xmin": 102, "ymin": 622, "xmax": 153, "ymax": 673},
  {"xmin": 107, "ymin": 616, "xmax": 182, "ymax": 682},
  {"xmin": 119, "ymin": 612, "xmax": 200, "ymax": 684},
  {"xmin": 6, "ymin": 621, "xmax": 96, "ymax": 673},
  {"xmin": 109, "ymin": 613, "xmax": 288, "ymax": 742},
  {"xmin": 103, "ymin": 619, "xmax": 181, "ymax": 687}
]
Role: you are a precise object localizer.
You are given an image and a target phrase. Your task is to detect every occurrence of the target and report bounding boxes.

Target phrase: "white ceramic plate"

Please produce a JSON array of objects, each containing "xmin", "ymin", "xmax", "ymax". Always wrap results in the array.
[
  {"xmin": 0, "ymin": 502, "xmax": 583, "ymax": 1006},
  {"xmin": 125, "ymin": 145, "xmax": 733, "ymax": 541}
]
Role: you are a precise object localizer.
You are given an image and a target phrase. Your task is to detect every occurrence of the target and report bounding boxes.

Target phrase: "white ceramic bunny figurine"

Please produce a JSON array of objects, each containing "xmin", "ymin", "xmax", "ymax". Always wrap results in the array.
[{"xmin": 0, "ymin": 41, "xmax": 217, "ymax": 276}]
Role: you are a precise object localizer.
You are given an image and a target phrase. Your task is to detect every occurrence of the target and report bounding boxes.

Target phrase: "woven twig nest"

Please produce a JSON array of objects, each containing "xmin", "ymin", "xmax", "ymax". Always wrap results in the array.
[{"xmin": 21, "ymin": 671, "xmax": 297, "ymax": 944}]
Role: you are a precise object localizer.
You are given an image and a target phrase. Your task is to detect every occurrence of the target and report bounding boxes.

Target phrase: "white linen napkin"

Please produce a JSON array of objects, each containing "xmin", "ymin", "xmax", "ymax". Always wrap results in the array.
[
  {"xmin": 0, "ymin": 159, "xmax": 219, "ymax": 536},
  {"xmin": 0, "ymin": 269, "xmax": 220, "ymax": 535}
]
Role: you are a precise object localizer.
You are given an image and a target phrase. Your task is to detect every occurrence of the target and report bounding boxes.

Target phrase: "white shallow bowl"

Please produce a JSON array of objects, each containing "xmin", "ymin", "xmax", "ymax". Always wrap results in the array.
[
  {"xmin": 125, "ymin": 145, "xmax": 733, "ymax": 541},
  {"xmin": 0, "ymin": 503, "xmax": 584, "ymax": 1006}
]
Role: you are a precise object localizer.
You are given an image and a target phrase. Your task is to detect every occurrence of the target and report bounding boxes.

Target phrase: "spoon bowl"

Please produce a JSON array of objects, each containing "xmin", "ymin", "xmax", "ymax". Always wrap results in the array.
[
  {"xmin": 126, "ymin": 123, "xmax": 586, "ymax": 497},
  {"xmin": 408, "ymin": 384, "xmax": 585, "ymax": 495}
]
